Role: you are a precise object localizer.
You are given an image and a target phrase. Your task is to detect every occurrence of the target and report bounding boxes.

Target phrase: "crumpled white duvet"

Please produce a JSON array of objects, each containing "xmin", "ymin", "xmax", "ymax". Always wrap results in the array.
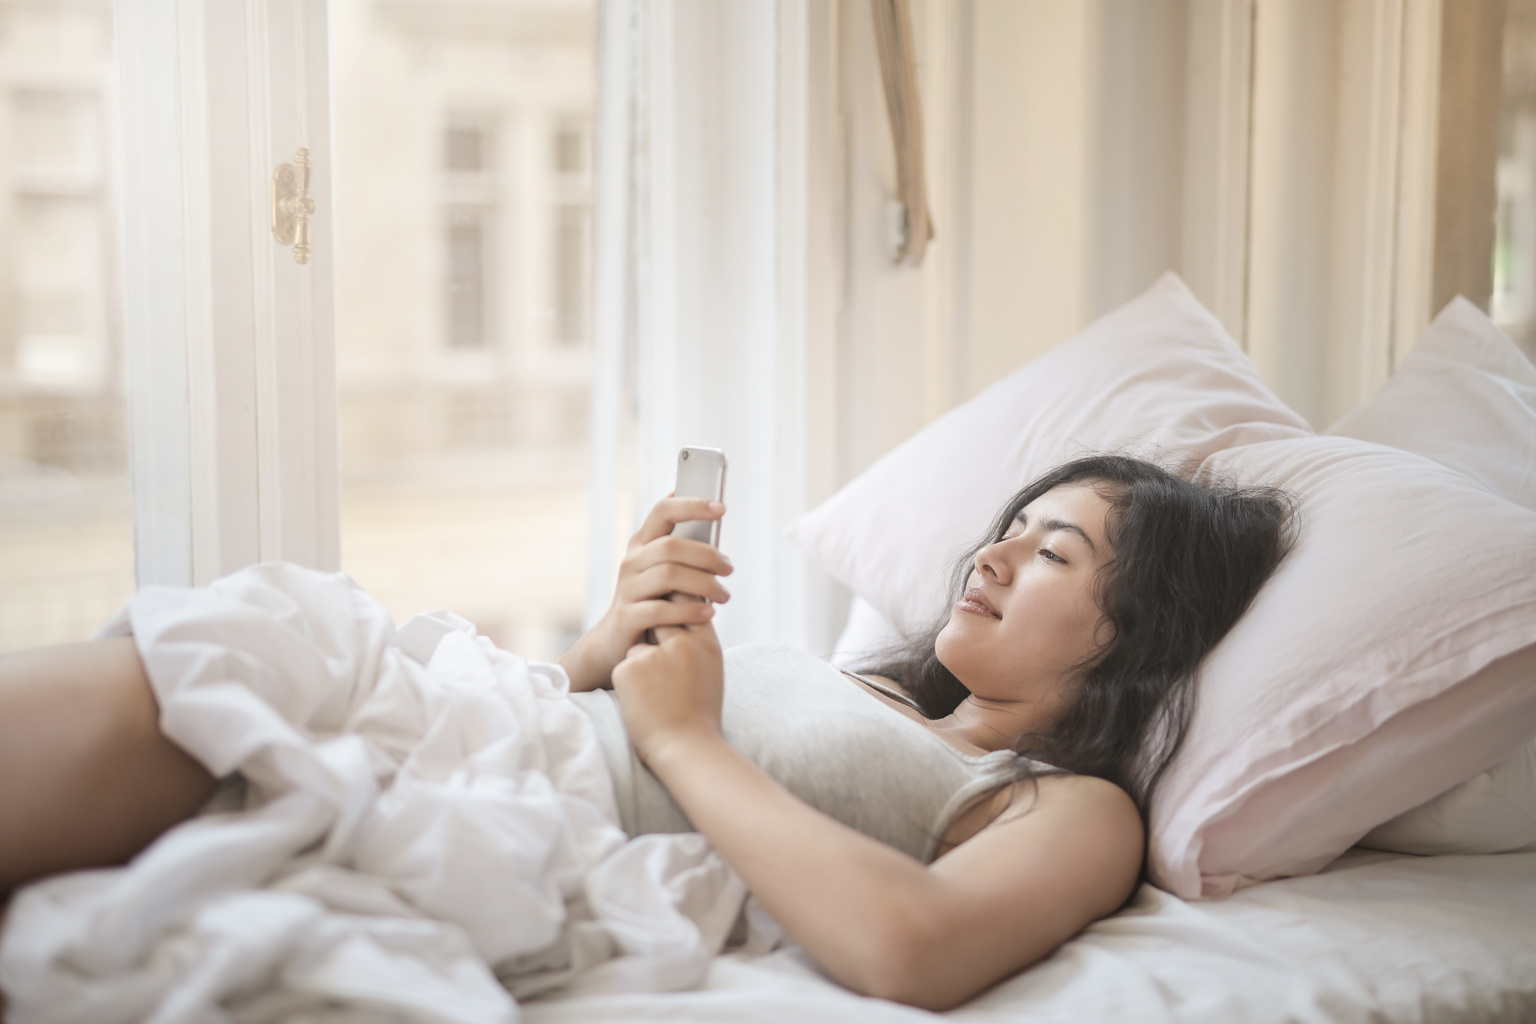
[{"xmin": 0, "ymin": 564, "xmax": 751, "ymax": 1024}]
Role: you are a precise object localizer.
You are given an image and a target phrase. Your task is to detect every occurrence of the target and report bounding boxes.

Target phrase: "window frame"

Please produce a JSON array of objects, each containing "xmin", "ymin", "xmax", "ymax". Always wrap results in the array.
[{"xmin": 117, "ymin": 0, "xmax": 338, "ymax": 587}]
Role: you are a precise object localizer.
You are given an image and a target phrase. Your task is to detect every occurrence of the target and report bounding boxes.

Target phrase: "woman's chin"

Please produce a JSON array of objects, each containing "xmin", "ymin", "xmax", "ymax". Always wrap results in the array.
[{"xmin": 934, "ymin": 622, "xmax": 964, "ymax": 671}]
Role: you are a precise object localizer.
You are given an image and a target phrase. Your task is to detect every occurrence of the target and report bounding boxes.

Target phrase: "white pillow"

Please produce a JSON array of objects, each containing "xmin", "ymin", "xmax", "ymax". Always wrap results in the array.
[
  {"xmin": 1357, "ymin": 738, "xmax": 1536, "ymax": 856},
  {"xmin": 1325, "ymin": 296, "xmax": 1536, "ymax": 510},
  {"xmin": 1327, "ymin": 298, "xmax": 1536, "ymax": 857},
  {"xmin": 788, "ymin": 272, "xmax": 1311, "ymax": 637},
  {"xmin": 828, "ymin": 596, "xmax": 901, "ymax": 669}
]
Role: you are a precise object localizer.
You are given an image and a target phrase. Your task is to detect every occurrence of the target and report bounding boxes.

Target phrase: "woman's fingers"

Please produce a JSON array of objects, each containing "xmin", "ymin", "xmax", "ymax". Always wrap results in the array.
[
  {"xmin": 618, "ymin": 562, "xmax": 731, "ymax": 605},
  {"xmin": 621, "ymin": 534, "xmax": 732, "ymax": 583},
  {"xmin": 632, "ymin": 496, "xmax": 727, "ymax": 547},
  {"xmin": 620, "ymin": 598, "xmax": 716, "ymax": 636}
]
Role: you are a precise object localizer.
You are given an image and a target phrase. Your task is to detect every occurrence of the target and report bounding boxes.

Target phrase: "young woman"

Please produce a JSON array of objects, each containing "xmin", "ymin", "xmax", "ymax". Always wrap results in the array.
[{"xmin": 0, "ymin": 455, "xmax": 1290, "ymax": 1011}]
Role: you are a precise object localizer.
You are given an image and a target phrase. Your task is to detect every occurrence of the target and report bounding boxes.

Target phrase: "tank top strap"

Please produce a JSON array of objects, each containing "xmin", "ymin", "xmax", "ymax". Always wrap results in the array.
[{"xmin": 840, "ymin": 668, "xmax": 924, "ymax": 713}]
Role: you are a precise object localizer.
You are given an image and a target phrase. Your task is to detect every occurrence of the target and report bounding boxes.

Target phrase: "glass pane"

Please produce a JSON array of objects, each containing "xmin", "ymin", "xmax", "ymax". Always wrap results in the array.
[
  {"xmin": 333, "ymin": 0, "xmax": 616, "ymax": 661},
  {"xmin": 0, "ymin": 5, "xmax": 133, "ymax": 652},
  {"xmin": 1495, "ymin": 0, "xmax": 1536, "ymax": 361}
]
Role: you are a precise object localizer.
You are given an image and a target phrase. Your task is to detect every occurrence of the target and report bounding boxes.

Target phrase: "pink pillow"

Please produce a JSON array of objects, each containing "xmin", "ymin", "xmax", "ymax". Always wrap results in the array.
[
  {"xmin": 788, "ymin": 273, "xmax": 1311, "ymax": 636},
  {"xmin": 793, "ymin": 275, "xmax": 1536, "ymax": 899},
  {"xmin": 1150, "ymin": 436, "xmax": 1536, "ymax": 897}
]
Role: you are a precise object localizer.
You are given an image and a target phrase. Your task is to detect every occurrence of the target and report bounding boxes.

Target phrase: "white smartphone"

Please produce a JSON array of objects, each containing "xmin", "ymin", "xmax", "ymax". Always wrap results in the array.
[{"xmin": 673, "ymin": 446, "xmax": 727, "ymax": 547}]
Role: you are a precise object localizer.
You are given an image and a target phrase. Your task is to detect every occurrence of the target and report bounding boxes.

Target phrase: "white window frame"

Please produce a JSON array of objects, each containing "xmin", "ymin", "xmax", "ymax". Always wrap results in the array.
[{"xmin": 116, "ymin": 0, "xmax": 338, "ymax": 587}]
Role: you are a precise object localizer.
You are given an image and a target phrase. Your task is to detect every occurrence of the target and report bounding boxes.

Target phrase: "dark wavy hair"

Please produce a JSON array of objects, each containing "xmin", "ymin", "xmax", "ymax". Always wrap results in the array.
[{"xmin": 861, "ymin": 454, "xmax": 1294, "ymax": 817}]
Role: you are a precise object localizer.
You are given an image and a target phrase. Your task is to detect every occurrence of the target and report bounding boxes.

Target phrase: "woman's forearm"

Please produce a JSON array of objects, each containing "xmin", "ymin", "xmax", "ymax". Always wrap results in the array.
[
  {"xmin": 557, "ymin": 632, "xmax": 613, "ymax": 692},
  {"xmin": 643, "ymin": 731, "xmax": 951, "ymax": 1001}
]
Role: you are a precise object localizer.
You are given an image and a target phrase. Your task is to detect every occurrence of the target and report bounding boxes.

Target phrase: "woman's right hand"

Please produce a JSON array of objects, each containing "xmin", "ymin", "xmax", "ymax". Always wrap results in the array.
[{"xmin": 557, "ymin": 496, "xmax": 733, "ymax": 692}]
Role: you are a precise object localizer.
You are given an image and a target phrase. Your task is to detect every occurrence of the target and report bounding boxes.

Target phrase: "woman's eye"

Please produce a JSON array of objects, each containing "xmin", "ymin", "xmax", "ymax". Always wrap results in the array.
[{"xmin": 1040, "ymin": 548, "xmax": 1065, "ymax": 564}]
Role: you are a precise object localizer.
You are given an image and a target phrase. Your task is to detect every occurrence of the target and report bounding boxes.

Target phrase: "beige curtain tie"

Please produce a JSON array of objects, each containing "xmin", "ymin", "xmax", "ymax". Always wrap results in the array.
[{"xmin": 871, "ymin": 0, "xmax": 935, "ymax": 266}]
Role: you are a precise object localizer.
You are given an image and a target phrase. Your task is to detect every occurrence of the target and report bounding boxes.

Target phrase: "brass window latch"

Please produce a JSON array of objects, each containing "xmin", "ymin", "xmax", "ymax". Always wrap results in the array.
[{"xmin": 271, "ymin": 147, "xmax": 315, "ymax": 264}]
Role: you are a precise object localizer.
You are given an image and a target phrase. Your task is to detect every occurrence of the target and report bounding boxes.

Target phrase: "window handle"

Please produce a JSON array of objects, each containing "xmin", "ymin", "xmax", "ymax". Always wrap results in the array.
[{"xmin": 271, "ymin": 147, "xmax": 315, "ymax": 265}]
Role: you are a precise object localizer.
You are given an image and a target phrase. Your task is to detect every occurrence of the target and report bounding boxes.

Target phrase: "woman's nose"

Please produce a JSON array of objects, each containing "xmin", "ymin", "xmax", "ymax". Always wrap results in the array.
[{"xmin": 976, "ymin": 542, "xmax": 1013, "ymax": 585}]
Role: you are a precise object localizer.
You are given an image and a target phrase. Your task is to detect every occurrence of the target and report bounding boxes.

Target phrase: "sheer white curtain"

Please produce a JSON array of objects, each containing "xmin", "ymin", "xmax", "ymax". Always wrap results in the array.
[{"xmin": 586, "ymin": 0, "xmax": 846, "ymax": 654}]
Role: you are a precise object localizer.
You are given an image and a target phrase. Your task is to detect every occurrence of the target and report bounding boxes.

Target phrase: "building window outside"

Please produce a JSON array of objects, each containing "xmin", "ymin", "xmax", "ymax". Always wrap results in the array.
[
  {"xmin": 446, "ymin": 123, "xmax": 487, "ymax": 174},
  {"xmin": 553, "ymin": 202, "xmax": 588, "ymax": 347},
  {"xmin": 554, "ymin": 122, "xmax": 585, "ymax": 176},
  {"xmin": 550, "ymin": 119, "xmax": 590, "ymax": 349},
  {"xmin": 0, "ymin": 3, "xmax": 132, "ymax": 652},
  {"xmin": 444, "ymin": 117, "xmax": 497, "ymax": 351},
  {"xmin": 446, "ymin": 208, "xmax": 490, "ymax": 349}
]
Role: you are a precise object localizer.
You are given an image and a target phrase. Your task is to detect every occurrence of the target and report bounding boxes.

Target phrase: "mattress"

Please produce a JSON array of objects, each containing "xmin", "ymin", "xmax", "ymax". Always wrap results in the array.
[{"xmin": 524, "ymin": 849, "xmax": 1536, "ymax": 1023}]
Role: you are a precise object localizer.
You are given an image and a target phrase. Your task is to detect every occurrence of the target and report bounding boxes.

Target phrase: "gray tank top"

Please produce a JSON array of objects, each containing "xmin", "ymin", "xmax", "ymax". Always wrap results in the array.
[{"xmin": 568, "ymin": 642, "xmax": 1028, "ymax": 864}]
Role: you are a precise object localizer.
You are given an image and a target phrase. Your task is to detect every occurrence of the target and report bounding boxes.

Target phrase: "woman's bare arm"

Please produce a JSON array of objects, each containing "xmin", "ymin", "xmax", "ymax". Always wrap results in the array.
[
  {"xmin": 612, "ymin": 624, "xmax": 1143, "ymax": 1011},
  {"xmin": 0, "ymin": 638, "xmax": 216, "ymax": 893}
]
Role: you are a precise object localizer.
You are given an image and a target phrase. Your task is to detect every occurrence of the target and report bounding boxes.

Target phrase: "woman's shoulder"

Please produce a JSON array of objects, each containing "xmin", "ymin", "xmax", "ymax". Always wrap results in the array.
[{"xmin": 997, "ymin": 772, "xmax": 1143, "ymax": 840}]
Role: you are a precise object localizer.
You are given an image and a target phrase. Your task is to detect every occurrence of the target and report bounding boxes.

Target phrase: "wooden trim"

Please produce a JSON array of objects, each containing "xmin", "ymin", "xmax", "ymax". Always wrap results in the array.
[
  {"xmin": 1327, "ymin": 0, "xmax": 1405, "ymax": 414},
  {"xmin": 1432, "ymin": 0, "xmax": 1508, "ymax": 314},
  {"xmin": 1181, "ymin": 0, "xmax": 1255, "ymax": 345},
  {"xmin": 1392, "ymin": 0, "xmax": 1442, "ymax": 367},
  {"xmin": 916, "ymin": 0, "xmax": 966, "ymax": 420}
]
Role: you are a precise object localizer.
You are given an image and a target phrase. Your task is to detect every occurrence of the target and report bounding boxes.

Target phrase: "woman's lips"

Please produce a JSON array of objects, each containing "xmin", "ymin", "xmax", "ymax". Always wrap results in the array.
[{"xmin": 956, "ymin": 588, "xmax": 1001, "ymax": 619}]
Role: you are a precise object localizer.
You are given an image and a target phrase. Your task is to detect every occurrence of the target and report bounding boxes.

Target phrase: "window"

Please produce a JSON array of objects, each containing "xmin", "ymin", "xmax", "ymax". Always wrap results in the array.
[
  {"xmin": 0, "ymin": 8, "xmax": 131, "ymax": 652},
  {"xmin": 553, "ymin": 203, "xmax": 588, "ymax": 347},
  {"xmin": 446, "ymin": 124, "xmax": 487, "ymax": 174},
  {"xmin": 443, "ymin": 118, "xmax": 497, "ymax": 351},
  {"xmin": 333, "ymin": 0, "xmax": 601, "ymax": 660},
  {"xmin": 446, "ymin": 208, "xmax": 490, "ymax": 349}
]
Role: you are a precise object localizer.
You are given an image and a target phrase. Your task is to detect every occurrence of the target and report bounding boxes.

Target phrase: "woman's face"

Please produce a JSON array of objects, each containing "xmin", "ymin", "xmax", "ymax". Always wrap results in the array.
[{"xmin": 935, "ymin": 481, "xmax": 1115, "ymax": 725}]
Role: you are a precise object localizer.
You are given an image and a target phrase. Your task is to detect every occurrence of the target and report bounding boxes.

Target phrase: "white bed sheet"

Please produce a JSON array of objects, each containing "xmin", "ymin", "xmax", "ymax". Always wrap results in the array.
[{"xmin": 525, "ymin": 849, "xmax": 1536, "ymax": 1024}]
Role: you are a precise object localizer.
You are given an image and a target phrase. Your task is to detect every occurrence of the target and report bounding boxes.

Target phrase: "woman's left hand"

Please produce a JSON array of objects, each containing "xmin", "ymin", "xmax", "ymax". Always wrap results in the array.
[{"xmin": 610, "ymin": 621, "xmax": 725, "ymax": 766}]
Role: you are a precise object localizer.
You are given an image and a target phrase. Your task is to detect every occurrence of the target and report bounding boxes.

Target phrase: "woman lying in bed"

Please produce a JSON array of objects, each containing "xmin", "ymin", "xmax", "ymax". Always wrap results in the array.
[{"xmin": 0, "ymin": 455, "xmax": 1289, "ymax": 1011}]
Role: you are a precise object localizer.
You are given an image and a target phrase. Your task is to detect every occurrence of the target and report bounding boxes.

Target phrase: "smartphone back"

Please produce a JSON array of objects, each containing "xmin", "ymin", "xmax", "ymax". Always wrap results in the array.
[{"xmin": 673, "ymin": 447, "xmax": 726, "ymax": 546}]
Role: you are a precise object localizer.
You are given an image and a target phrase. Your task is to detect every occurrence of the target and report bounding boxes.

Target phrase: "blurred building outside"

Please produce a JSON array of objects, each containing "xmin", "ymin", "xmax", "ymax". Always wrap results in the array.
[
  {"xmin": 332, "ymin": 0, "xmax": 621, "ymax": 661},
  {"xmin": 0, "ymin": 0, "xmax": 624, "ymax": 658},
  {"xmin": 0, "ymin": 0, "xmax": 132, "ymax": 652}
]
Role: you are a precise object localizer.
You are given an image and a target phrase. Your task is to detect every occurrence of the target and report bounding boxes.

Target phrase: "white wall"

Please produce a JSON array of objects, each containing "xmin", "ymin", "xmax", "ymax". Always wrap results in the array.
[
  {"xmin": 834, "ymin": 0, "xmax": 1442, "ymax": 469},
  {"xmin": 837, "ymin": 0, "xmax": 1197, "ymax": 472}
]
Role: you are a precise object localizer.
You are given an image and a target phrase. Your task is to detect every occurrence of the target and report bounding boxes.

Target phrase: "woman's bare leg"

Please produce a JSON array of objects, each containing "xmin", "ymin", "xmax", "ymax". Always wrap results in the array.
[{"xmin": 0, "ymin": 637, "xmax": 216, "ymax": 894}]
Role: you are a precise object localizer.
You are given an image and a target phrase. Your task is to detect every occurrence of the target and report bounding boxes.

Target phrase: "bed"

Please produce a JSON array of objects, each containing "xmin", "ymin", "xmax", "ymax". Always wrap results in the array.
[
  {"xmin": 526, "ymin": 850, "xmax": 1536, "ymax": 1024},
  {"xmin": 3, "ymin": 275, "xmax": 1534, "ymax": 1022}
]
